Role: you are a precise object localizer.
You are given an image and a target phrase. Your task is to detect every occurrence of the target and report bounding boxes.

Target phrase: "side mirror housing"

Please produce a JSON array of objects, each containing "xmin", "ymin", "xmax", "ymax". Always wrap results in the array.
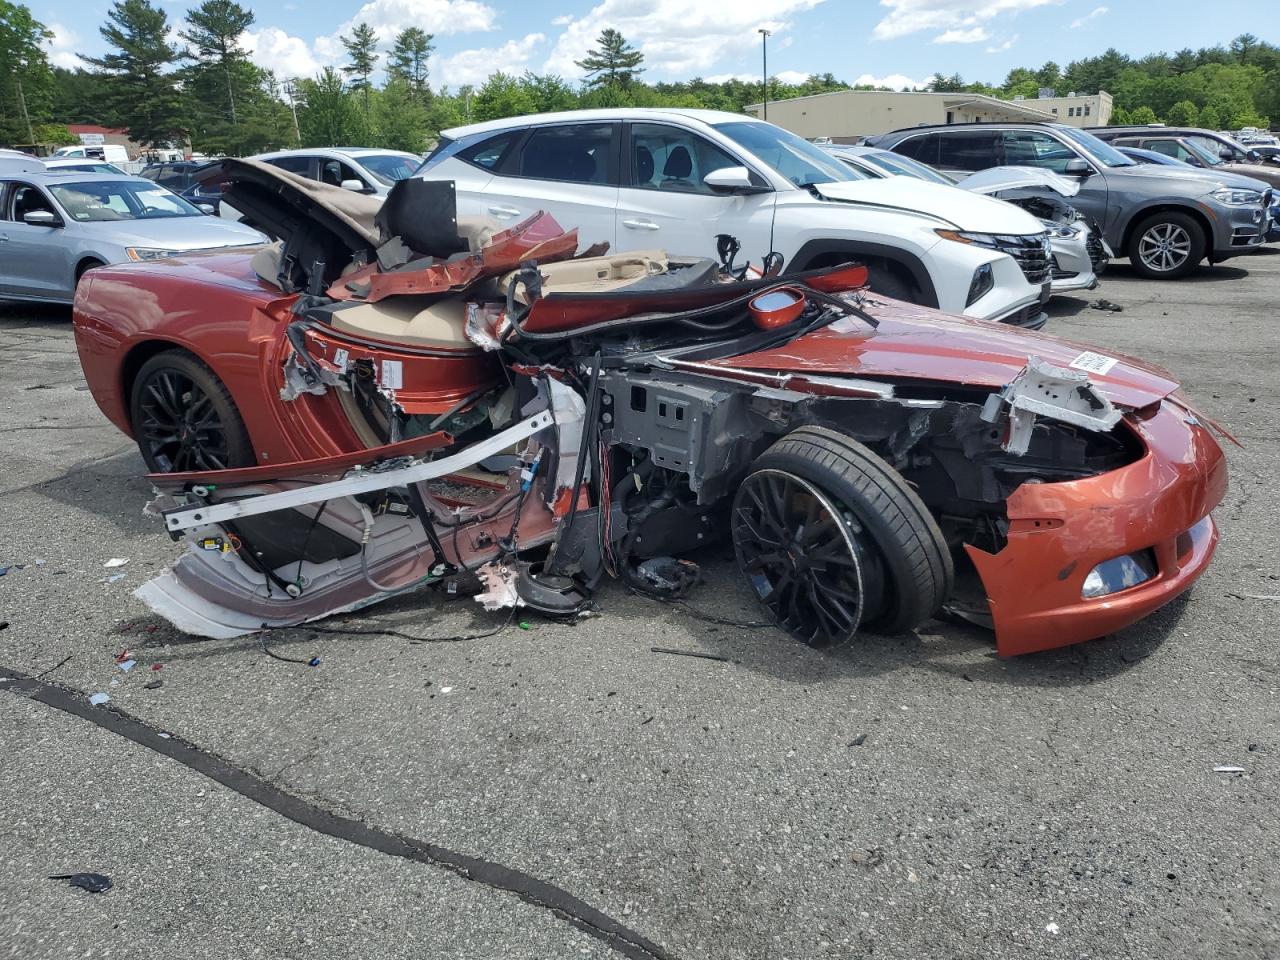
[
  {"xmin": 1064, "ymin": 158, "xmax": 1092, "ymax": 176},
  {"xmin": 23, "ymin": 210, "xmax": 58, "ymax": 226},
  {"xmin": 196, "ymin": 203, "xmax": 216, "ymax": 215},
  {"xmin": 340, "ymin": 178, "xmax": 368, "ymax": 193},
  {"xmin": 703, "ymin": 166, "xmax": 769, "ymax": 194}
]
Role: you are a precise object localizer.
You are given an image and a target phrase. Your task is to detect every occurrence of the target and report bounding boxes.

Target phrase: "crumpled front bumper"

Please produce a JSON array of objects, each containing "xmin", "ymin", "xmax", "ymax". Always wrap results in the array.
[{"xmin": 966, "ymin": 399, "xmax": 1228, "ymax": 656}]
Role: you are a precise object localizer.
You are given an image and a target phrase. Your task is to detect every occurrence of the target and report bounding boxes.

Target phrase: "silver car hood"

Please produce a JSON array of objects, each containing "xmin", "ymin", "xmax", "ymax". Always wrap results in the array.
[
  {"xmin": 959, "ymin": 166, "xmax": 1081, "ymax": 197},
  {"xmin": 84, "ymin": 215, "xmax": 268, "ymax": 250}
]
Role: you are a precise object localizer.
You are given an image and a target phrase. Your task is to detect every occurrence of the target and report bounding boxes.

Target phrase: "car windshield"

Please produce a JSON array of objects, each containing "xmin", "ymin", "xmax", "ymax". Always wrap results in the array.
[
  {"xmin": 713, "ymin": 121, "xmax": 857, "ymax": 187},
  {"xmin": 1055, "ymin": 126, "xmax": 1136, "ymax": 167},
  {"xmin": 1179, "ymin": 138, "xmax": 1225, "ymax": 167},
  {"xmin": 862, "ymin": 151, "xmax": 957, "ymax": 184},
  {"xmin": 49, "ymin": 180, "xmax": 202, "ymax": 221},
  {"xmin": 53, "ymin": 163, "xmax": 125, "ymax": 175},
  {"xmin": 358, "ymin": 153, "xmax": 422, "ymax": 185}
]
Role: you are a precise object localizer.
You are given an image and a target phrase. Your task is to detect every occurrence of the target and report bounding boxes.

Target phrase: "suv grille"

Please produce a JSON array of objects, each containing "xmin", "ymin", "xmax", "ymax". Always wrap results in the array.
[{"xmin": 995, "ymin": 232, "xmax": 1052, "ymax": 286}]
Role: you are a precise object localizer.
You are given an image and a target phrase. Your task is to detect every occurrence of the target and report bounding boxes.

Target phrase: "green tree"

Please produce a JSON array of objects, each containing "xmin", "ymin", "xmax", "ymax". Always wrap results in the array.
[
  {"xmin": 1035, "ymin": 61, "xmax": 1061, "ymax": 90},
  {"xmin": 519, "ymin": 72, "xmax": 578, "ymax": 113},
  {"xmin": 1164, "ymin": 100, "xmax": 1199, "ymax": 125},
  {"xmin": 387, "ymin": 26, "xmax": 433, "ymax": 103},
  {"xmin": 341, "ymin": 20, "xmax": 378, "ymax": 116},
  {"xmin": 575, "ymin": 28, "xmax": 644, "ymax": 89},
  {"xmin": 1128, "ymin": 105, "xmax": 1159, "ymax": 124},
  {"xmin": 1197, "ymin": 103, "xmax": 1221, "ymax": 129},
  {"xmin": 50, "ymin": 67, "xmax": 114, "ymax": 126},
  {"xmin": 83, "ymin": 0, "xmax": 185, "ymax": 148},
  {"xmin": 472, "ymin": 72, "xmax": 536, "ymax": 121},
  {"xmin": 32, "ymin": 121, "xmax": 76, "ymax": 145},
  {"xmin": 374, "ymin": 78, "xmax": 428, "ymax": 152},
  {"xmin": 297, "ymin": 66, "xmax": 359, "ymax": 146},
  {"xmin": 1231, "ymin": 33, "xmax": 1260, "ymax": 64},
  {"xmin": 179, "ymin": 0, "xmax": 254, "ymax": 129},
  {"xmin": 0, "ymin": 0, "xmax": 53, "ymax": 145}
]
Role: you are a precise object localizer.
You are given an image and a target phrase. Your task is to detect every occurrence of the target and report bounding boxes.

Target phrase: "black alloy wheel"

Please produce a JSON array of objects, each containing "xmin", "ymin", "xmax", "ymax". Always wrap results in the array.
[
  {"xmin": 130, "ymin": 351, "xmax": 253, "ymax": 473},
  {"xmin": 732, "ymin": 468, "xmax": 867, "ymax": 646}
]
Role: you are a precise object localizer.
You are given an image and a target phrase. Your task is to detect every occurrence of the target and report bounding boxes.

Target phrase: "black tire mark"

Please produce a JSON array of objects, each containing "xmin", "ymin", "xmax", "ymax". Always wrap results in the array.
[{"xmin": 0, "ymin": 667, "xmax": 675, "ymax": 960}]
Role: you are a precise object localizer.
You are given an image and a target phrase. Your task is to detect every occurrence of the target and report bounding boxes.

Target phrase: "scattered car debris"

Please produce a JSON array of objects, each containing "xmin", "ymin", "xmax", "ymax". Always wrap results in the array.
[
  {"xmin": 1213, "ymin": 765, "xmax": 1246, "ymax": 775},
  {"xmin": 117, "ymin": 659, "xmax": 136, "ymax": 672},
  {"xmin": 103, "ymin": 558, "xmax": 130, "ymax": 568},
  {"xmin": 48, "ymin": 873, "xmax": 112, "ymax": 894},
  {"xmin": 849, "ymin": 734, "xmax": 867, "ymax": 747},
  {"xmin": 650, "ymin": 647, "xmax": 730, "ymax": 662},
  {"xmin": 32, "ymin": 655, "xmax": 73, "ymax": 679},
  {"xmin": 87, "ymin": 692, "xmax": 110, "ymax": 706},
  {"xmin": 1045, "ymin": 922, "xmax": 1061, "ymax": 935},
  {"xmin": 1229, "ymin": 592, "xmax": 1280, "ymax": 602},
  {"xmin": 1090, "ymin": 299, "xmax": 1123, "ymax": 312},
  {"xmin": 103, "ymin": 573, "xmax": 126, "ymax": 584},
  {"xmin": 143, "ymin": 679, "xmax": 163, "ymax": 690}
]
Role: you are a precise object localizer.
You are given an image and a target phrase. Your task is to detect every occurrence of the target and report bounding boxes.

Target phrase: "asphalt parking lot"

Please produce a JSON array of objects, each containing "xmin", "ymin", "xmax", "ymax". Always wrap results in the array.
[{"xmin": 2, "ymin": 253, "xmax": 1278, "ymax": 960}]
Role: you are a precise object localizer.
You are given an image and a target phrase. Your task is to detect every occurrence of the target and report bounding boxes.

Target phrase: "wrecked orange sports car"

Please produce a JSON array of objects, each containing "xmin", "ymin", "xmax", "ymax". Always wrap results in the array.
[{"xmin": 72, "ymin": 159, "xmax": 1228, "ymax": 656}]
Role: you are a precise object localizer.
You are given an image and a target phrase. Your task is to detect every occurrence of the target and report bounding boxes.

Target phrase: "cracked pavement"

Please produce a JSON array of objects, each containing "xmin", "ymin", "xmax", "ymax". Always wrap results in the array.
[{"xmin": 1, "ymin": 253, "xmax": 1278, "ymax": 959}]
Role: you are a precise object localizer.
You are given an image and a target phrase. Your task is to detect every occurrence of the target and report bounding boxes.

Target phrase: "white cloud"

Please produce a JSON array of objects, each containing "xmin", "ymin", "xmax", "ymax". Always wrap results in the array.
[
  {"xmin": 932, "ymin": 26, "xmax": 989, "ymax": 43},
  {"xmin": 853, "ymin": 72, "xmax": 927, "ymax": 90},
  {"xmin": 1070, "ymin": 5, "xmax": 1108, "ymax": 28},
  {"xmin": 775, "ymin": 69, "xmax": 810, "ymax": 85},
  {"xmin": 242, "ymin": 28, "xmax": 324, "ymax": 79},
  {"xmin": 43, "ymin": 23, "xmax": 85, "ymax": 69},
  {"xmin": 984, "ymin": 33, "xmax": 1018, "ymax": 51},
  {"xmin": 323, "ymin": 0, "xmax": 497, "ymax": 50},
  {"xmin": 437, "ymin": 33, "xmax": 545, "ymax": 88},
  {"xmin": 872, "ymin": 0, "xmax": 1061, "ymax": 41},
  {"xmin": 551, "ymin": 14, "xmax": 574, "ymax": 26},
  {"xmin": 543, "ymin": 0, "xmax": 825, "ymax": 80}
]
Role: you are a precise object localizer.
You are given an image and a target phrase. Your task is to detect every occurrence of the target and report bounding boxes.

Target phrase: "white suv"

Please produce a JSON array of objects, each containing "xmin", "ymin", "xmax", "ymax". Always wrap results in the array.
[{"xmin": 420, "ymin": 109, "xmax": 1053, "ymax": 327}]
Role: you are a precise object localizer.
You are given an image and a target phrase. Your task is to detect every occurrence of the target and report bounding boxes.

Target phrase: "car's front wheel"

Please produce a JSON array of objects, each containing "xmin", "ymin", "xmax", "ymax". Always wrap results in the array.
[
  {"xmin": 1128, "ymin": 211, "xmax": 1205, "ymax": 279},
  {"xmin": 731, "ymin": 426, "xmax": 953, "ymax": 646},
  {"xmin": 129, "ymin": 350, "xmax": 254, "ymax": 473}
]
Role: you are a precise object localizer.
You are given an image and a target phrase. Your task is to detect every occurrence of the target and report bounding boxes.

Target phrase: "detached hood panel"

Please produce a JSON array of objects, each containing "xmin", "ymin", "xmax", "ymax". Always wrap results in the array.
[
  {"xmin": 720, "ymin": 299, "xmax": 1179, "ymax": 410},
  {"xmin": 959, "ymin": 166, "xmax": 1082, "ymax": 197},
  {"xmin": 813, "ymin": 178, "xmax": 1043, "ymax": 235}
]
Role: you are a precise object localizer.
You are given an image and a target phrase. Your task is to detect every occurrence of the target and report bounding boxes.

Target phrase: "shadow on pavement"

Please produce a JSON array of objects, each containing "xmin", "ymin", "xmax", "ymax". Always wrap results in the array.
[{"xmin": 1102, "ymin": 263, "xmax": 1251, "ymax": 283}]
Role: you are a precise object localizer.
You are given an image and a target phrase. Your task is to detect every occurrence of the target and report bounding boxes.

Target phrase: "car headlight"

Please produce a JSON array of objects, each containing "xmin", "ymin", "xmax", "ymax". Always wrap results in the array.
[
  {"xmin": 966, "ymin": 262, "xmax": 994, "ymax": 306},
  {"xmin": 1210, "ymin": 187, "xmax": 1263, "ymax": 206},
  {"xmin": 126, "ymin": 247, "xmax": 182, "ymax": 261},
  {"xmin": 935, "ymin": 229, "xmax": 1006, "ymax": 249}
]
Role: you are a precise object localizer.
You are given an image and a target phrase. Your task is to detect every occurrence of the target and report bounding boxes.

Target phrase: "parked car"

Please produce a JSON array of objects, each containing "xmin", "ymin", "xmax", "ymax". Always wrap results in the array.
[
  {"xmin": 51, "ymin": 143, "xmax": 131, "ymax": 166},
  {"xmin": 822, "ymin": 144, "xmax": 1106, "ymax": 294},
  {"xmin": 421, "ymin": 109, "xmax": 1055, "ymax": 328},
  {"xmin": 72, "ymin": 158, "xmax": 1228, "ymax": 658},
  {"xmin": 0, "ymin": 170, "xmax": 266, "ymax": 305},
  {"xmin": 1119, "ymin": 147, "xmax": 1279, "ymax": 243},
  {"xmin": 1089, "ymin": 125, "xmax": 1266, "ymax": 163},
  {"xmin": 139, "ymin": 160, "xmax": 225, "ymax": 213},
  {"xmin": 868, "ymin": 122, "xmax": 1271, "ymax": 279},
  {"xmin": 43, "ymin": 158, "xmax": 129, "ymax": 176},
  {"xmin": 1098, "ymin": 132, "xmax": 1280, "ymax": 189}
]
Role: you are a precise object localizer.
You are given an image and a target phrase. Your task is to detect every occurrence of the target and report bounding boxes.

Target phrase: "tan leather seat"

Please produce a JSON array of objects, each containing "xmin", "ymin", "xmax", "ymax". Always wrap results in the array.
[
  {"xmin": 330, "ymin": 297, "xmax": 472, "ymax": 348},
  {"xmin": 500, "ymin": 250, "xmax": 668, "ymax": 304}
]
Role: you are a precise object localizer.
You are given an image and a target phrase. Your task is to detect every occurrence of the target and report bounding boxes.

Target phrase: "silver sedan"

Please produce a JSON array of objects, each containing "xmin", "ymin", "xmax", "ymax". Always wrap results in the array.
[{"xmin": 0, "ymin": 168, "xmax": 266, "ymax": 304}]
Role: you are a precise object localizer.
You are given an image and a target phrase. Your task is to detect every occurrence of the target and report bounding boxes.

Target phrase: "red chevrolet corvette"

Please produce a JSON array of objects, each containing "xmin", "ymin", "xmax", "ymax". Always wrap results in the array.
[{"xmin": 72, "ymin": 160, "xmax": 1228, "ymax": 656}]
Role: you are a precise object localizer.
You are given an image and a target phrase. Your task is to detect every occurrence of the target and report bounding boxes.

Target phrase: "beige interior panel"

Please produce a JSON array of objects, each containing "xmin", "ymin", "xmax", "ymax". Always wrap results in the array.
[{"xmin": 331, "ymin": 297, "xmax": 472, "ymax": 348}]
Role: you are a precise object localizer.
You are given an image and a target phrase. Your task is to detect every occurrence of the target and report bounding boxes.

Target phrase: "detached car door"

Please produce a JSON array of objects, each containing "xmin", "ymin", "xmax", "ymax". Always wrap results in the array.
[
  {"xmin": 613, "ymin": 122, "xmax": 776, "ymax": 264},
  {"xmin": 0, "ymin": 181, "xmax": 74, "ymax": 301},
  {"xmin": 460, "ymin": 122, "xmax": 619, "ymax": 251}
]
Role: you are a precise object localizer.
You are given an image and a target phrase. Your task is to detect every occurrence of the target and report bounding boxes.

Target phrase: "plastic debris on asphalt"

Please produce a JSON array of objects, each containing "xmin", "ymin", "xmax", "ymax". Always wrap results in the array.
[
  {"xmin": 1214, "ymin": 765, "xmax": 1246, "ymax": 774},
  {"xmin": 1046, "ymin": 922, "xmax": 1060, "ymax": 935},
  {"xmin": 103, "ymin": 558, "xmax": 130, "ymax": 568},
  {"xmin": 48, "ymin": 872, "xmax": 113, "ymax": 894},
  {"xmin": 88, "ymin": 693, "xmax": 110, "ymax": 706},
  {"xmin": 118, "ymin": 659, "xmax": 136, "ymax": 672}
]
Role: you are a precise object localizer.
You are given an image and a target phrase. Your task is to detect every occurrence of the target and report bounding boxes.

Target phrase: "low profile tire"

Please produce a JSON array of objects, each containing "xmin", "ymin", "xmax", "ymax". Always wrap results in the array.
[
  {"xmin": 129, "ymin": 350, "xmax": 253, "ymax": 473},
  {"xmin": 1127, "ymin": 211, "xmax": 1205, "ymax": 279},
  {"xmin": 75, "ymin": 259, "xmax": 104, "ymax": 287},
  {"xmin": 731, "ymin": 426, "xmax": 953, "ymax": 646}
]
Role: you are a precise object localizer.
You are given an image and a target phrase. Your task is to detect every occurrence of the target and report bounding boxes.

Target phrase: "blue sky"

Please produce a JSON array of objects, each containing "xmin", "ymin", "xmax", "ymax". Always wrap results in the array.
[{"xmin": 35, "ymin": 0, "xmax": 1280, "ymax": 90}]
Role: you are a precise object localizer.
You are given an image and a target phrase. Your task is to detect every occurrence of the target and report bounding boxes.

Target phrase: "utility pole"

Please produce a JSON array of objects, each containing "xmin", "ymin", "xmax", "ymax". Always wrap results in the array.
[
  {"xmin": 283, "ymin": 79, "xmax": 301, "ymax": 143},
  {"xmin": 16, "ymin": 78, "xmax": 35, "ymax": 145},
  {"xmin": 757, "ymin": 29, "xmax": 770, "ymax": 121}
]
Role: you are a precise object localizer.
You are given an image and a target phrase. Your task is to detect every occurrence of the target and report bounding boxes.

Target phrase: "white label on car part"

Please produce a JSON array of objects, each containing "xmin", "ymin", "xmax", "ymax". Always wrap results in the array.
[
  {"xmin": 333, "ymin": 347, "xmax": 349, "ymax": 373},
  {"xmin": 1069, "ymin": 351, "xmax": 1118, "ymax": 376},
  {"xmin": 381, "ymin": 359, "xmax": 403, "ymax": 390}
]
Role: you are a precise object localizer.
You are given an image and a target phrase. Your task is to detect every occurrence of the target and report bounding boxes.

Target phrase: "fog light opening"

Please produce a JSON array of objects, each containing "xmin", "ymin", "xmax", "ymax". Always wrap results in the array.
[
  {"xmin": 966, "ymin": 263, "xmax": 995, "ymax": 307},
  {"xmin": 1081, "ymin": 550, "xmax": 1158, "ymax": 599}
]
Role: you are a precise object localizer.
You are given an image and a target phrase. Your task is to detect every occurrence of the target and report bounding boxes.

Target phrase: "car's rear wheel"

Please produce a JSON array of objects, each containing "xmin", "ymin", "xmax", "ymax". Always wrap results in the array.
[
  {"xmin": 129, "ymin": 350, "xmax": 253, "ymax": 473},
  {"xmin": 865, "ymin": 264, "xmax": 921, "ymax": 304},
  {"xmin": 1128, "ymin": 211, "xmax": 1205, "ymax": 279},
  {"xmin": 731, "ymin": 426, "xmax": 953, "ymax": 646}
]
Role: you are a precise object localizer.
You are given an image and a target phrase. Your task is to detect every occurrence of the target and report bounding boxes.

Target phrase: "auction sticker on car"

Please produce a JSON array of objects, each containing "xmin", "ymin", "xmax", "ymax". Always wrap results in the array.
[
  {"xmin": 381, "ymin": 359, "xmax": 403, "ymax": 389},
  {"xmin": 1069, "ymin": 351, "xmax": 1118, "ymax": 375}
]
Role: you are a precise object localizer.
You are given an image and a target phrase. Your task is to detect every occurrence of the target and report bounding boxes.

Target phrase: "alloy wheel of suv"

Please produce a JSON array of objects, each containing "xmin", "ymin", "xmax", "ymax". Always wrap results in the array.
[{"xmin": 1128, "ymin": 211, "xmax": 1205, "ymax": 279}]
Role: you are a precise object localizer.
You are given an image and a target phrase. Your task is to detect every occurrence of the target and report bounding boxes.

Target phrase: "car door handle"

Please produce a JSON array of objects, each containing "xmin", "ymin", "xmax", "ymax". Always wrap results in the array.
[
  {"xmin": 0, "ymin": 234, "xmax": 8, "ymax": 242},
  {"xmin": 487, "ymin": 205, "xmax": 522, "ymax": 218},
  {"xmin": 622, "ymin": 218, "xmax": 660, "ymax": 231}
]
